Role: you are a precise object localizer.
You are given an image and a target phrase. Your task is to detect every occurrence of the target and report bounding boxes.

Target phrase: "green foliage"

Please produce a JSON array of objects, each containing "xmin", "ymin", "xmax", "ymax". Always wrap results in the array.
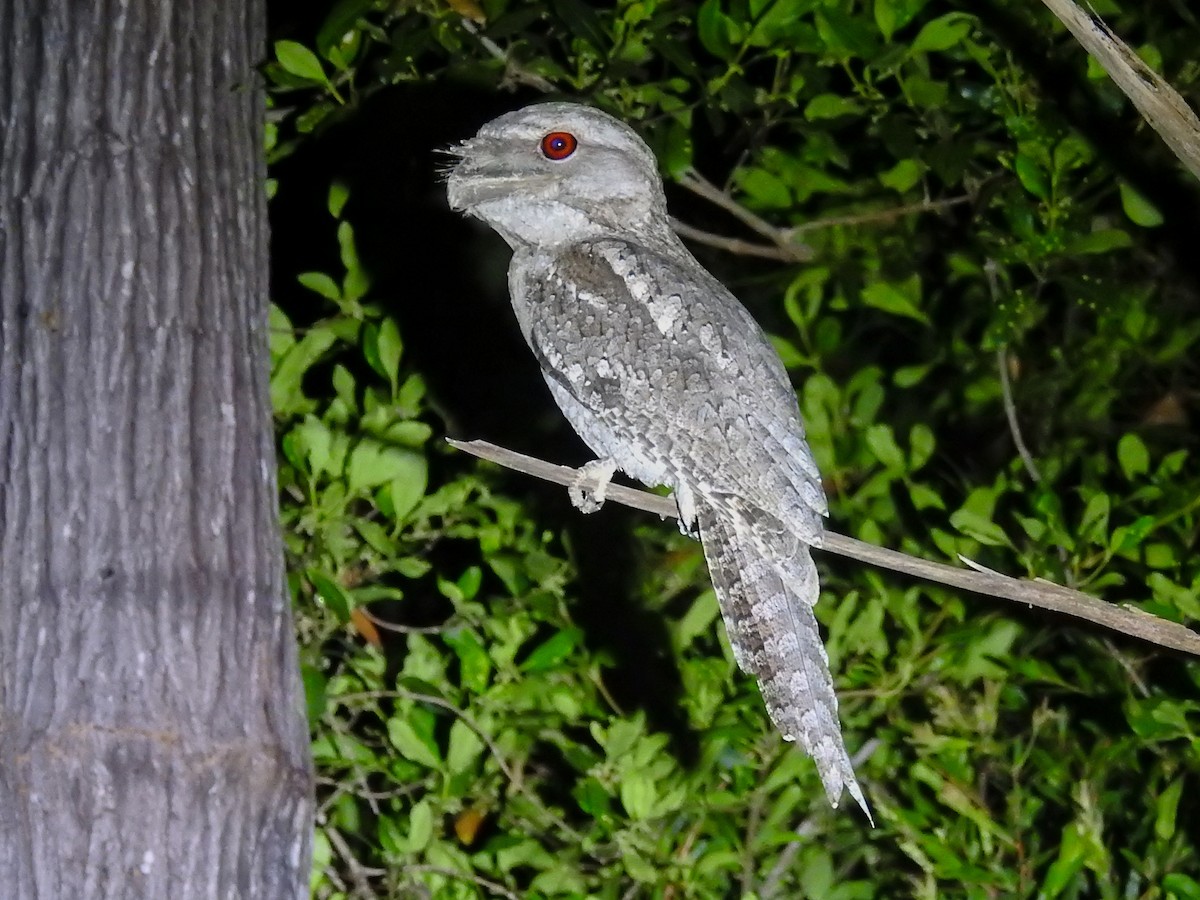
[{"xmin": 268, "ymin": 1, "xmax": 1200, "ymax": 897}]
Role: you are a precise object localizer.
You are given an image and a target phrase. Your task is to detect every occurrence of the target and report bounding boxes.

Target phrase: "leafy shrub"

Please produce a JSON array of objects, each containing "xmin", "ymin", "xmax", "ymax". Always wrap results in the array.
[{"xmin": 267, "ymin": 1, "xmax": 1200, "ymax": 896}]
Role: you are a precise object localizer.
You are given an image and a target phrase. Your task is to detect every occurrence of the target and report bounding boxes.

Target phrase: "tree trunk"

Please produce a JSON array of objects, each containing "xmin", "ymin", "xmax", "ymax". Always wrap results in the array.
[{"xmin": 0, "ymin": 2, "xmax": 314, "ymax": 897}]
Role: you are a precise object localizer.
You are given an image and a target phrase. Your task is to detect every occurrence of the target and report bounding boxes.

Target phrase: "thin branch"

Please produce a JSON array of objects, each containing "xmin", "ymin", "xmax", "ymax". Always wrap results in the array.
[
  {"xmin": 447, "ymin": 438, "xmax": 1200, "ymax": 657},
  {"xmin": 407, "ymin": 865, "xmax": 521, "ymax": 900},
  {"xmin": 325, "ymin": 827, "xmax": 385, "ymax": 899},
  {"xmin": 784, "ymin": 193, "xmax": 973, "ymax": 237},
  {"xmin": 335, "ymin": 689, "xmax": 519, "ymax": 785},
  {"xmin": 986, "ymin": 260, "xmax": 1042, "ymax": 484},
  {"xmin": 460, "ymin": 19, "xmax": 556, "ymax": 93},
  {"xmin": 670, "ymin": 218, "xmax": 813, "ymax": 262},
  {"xmin": 760, "ymin": 739, "xmax": 881, "ymax": 899},
  {"xmin": 1040, "ymin": 0, "xmax": 1200, "ymax": 182},
  {"xmin": 678, "ymin": 168, "xmax": 786, "ymax": 243},
  {"xmin": 996, "ymin": 347, "xmax": 1043, "ymax": 483},
  {"xmin": 360, "ymin": 606, "xmax": 454, "ymax": 635},
  {"xmin": 334, "ymin": 687, "xmax": 589, "ymax": 843},
  {"xmin": 676, "ymin": 167, "xmax": 973, "ymax": 261}
]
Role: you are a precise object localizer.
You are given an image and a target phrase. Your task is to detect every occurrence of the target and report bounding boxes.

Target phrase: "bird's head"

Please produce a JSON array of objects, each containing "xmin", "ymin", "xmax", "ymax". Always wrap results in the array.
[{"xmin": 445, "ymin": 102, "xmax": 669, "ymax": 250}]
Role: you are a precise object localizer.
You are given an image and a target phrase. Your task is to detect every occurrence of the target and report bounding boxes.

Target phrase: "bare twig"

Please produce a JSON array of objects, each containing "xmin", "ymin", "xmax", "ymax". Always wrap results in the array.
[
  {"xmin": 1040, "ymin": 0, "xmax": 1200, "ymax": 182},
  {"xmin": 760, "ymin": 740, "xmax": 881, "ymax": 898},
  {"xmin": 678, "ymin": 168, "xmax": 787, "ymax": 242},
  {"xmin": 447, "ymin": 438, "xmax": 1200, "ymax": 657},
  {"xmin": 785, "ymin": 194, "xmax": 973, "ymax": 237},
  {"xmin": 986, "ymin": 260, "xmax": 1043, "ymax": 483},
  {"xmin": 997, "ymin": 347, "xmax": 1043, "ymax": 483},
  {"xmin": 361, "ymin": 607, "xmax": 454, "ymax": 635},
  {"xmin": 335, "ymin": 689, "xmax": 520, "ymax": 785},
  {"xmin": 671, "ymin": 218, "xmax": 814, "ymax": 262},
  {"xmin": 460, "ymin": 19, "xmax": 556, "ymax": 93},
  {"xmin": 676, "ymin": 167, "xmax": 973, "ymax": 261},
  {"xmin": 407, "ymin": 865, "xmax": 521, "ymax": 900},
  {"xmin": 741, "ymin": 790, "xmax": 767, "ymax": 895},
  {"xmin": 325, "ymin": 827, "xmax": 385, "ymax": 898},
  {"xmin": 334, "ymin": 687, "xmax": 589, "ymax": 842}
]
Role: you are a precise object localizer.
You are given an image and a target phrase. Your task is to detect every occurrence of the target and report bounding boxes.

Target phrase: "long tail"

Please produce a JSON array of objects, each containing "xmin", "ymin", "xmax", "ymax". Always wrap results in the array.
[{"xmin": 698, "ymin": 503, "xmax": 871, "ymax": 822}]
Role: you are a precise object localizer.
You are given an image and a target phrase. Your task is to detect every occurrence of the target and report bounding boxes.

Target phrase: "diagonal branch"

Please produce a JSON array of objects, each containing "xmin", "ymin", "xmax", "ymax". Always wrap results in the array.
[
  {"xmin": 675, "ymin": 167, "xmax": 974, "ymax": 261},
  {"xmin": 447, "ymin": 438, "xmax": 1200, "ymax": 658},
  {"xmin": 1040, "ymin": 0, "xmax": 1200, "ymax": 182}
]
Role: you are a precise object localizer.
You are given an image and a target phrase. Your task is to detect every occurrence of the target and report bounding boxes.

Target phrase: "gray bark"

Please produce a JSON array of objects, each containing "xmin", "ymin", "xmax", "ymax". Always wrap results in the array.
[{"xmin": 0, "ymin": 2, "xmax": 314, "ymax": 897}]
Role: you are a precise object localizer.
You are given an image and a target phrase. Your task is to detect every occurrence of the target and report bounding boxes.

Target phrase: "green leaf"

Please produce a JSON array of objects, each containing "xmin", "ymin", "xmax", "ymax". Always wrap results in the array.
[
  {"xmin": 382, "ymin": 455, "xmax": 429, "ymax": 522},
  {"xmin": 520, "ymin": 628, "xmax": 582, "ymax": 672},
  {"xmin": 327, "ymin": 180, "xmax": 350, "ymax": 218},
  {"xmin": 865, "ymin": 424, "xmax": 906, "ymax": 471},
  {"xmin": 1119, "ymin": 181, "xmax": 1163, "ymax": 227},
  {"xmin": 619, "ymin": 770, "xmax": 657, "ymax": 820},
  {"xmin": 297, "ymin": 271, "xmax": 341, "ymax": 302},
  {"xmin": 270, "ymin": 327, "xmax": 337, "ymax": 413},
  {"xmin": 301, "ymin": 665, "xmax": 328, "ymax": 724},
  {"xmin": 804, "ymin": 93, "xmax": 862, "ymax": 120},
  {"xmin": 1067, "ymin": 229, "xmax": 1132, "ymax": 255},
  {"xmin": 909, "ymin": 13, "xmax": 973, "ymax": 54},
  {"xmin": 347, "ymin": 440, "xmax": 424, "ymax": 493},
  {"xmin": 337, "ymin": 221, "xmax": 371, "ymax": 302},
  {"xmin": 309, "ymin": 569, "xmax": 351, "ymax": 621},
  {"xmin": 573, "ymin": 777, "xmax": 613, "ymax": 818},
  {"xmin": 949, "ymin": 508, "xmax": 1012, "ymax": 547},
  {"xmin": 446, "ymin": 719, "xmax": 485, "ymax": 774},
  {"xmin": 1079, "ymin": 492, "xmax": 1110, "ymax": 545},
  {"xmin": 736, "ymin": 167, "xmax": 791, "ymax": 208},
  {"xmin": 860, "ymin": 276, "xmax": 928, "ymax": 323},
  {"xmin": 879, "ymin": 158, "xmax": 922, "ymax": 192},
  {"xmin": 376, "ymin": 317, "xmax": 403, "ymax": 389},
  {"xmin": 443, "ymin": 627, "xmax": 492, "ymax": 693},
  {"xmin": 1117, "ymin": 433, "xmax": 1149, "ymax": 479},
  {"xmin": 1163, "ymin": 874, "xmax": 1200, "ymax": 900},
  {"xmin": 909, "ymin": 423, "xmax": 936, "ymax": 470},
  {"xmin": 406, "ymin": 799, "xmax": 434, "ymax": 853},
  {"xmin": 1155, "ymin": 777, "xmax": 1184, "ymax": 840},
  {"xmin": 275, "ymin": 40, "xmax": 329, "ymax": 84},
  {"xmin": 387, "ymin": 717, "xmax": 441, "ymax": 768},
  {"xmin": 816, "ymin": 8, "xmax": 878, "ymax": 58},
  {"xmin": 1014, "ymin": 152, "xmax": 1050, "ymax": 200},
  {"xmin": 697, "ymin": 0, "xmax": 735, "ymax": 59},
  {"xmin": 672, "ymin": 590, "xmax": 719, "ymax": 653},
  {"xmin": 874, "ymin": 0, "xmax": 898, "ymax": 40}
]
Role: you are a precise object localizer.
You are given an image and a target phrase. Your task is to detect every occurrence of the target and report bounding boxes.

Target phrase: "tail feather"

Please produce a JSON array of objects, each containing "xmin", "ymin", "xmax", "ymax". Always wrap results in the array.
[{"xmin": 698, "ymin": 503, "xmax": 871, "ymax": 822}]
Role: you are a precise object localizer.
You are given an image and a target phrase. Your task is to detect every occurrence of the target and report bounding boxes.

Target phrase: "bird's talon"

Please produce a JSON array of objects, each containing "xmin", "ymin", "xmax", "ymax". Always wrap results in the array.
[{"xmin": 569, "ymin": 459, "xmax": 617, "ymax": 513}]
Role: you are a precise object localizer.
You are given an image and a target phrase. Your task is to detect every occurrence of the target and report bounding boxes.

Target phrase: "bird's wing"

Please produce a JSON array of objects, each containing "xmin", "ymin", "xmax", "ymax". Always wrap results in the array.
[
  {"xmin": 524, "ymin": 238, "xmax": 868, "ymax": 816},
  {"xmin": 523, "ymin": 237, "xmax": 826, "ymax": 542}
]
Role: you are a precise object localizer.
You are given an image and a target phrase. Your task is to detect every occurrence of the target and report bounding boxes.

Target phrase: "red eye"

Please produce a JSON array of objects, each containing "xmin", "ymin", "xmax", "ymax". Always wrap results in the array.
[{"xmin": 540, "ymin": 131, "xmax": 577, "ymax": 161}]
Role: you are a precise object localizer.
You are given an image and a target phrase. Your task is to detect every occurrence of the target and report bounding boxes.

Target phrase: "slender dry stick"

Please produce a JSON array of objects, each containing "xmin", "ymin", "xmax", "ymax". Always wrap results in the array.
[
  {"xmin": 407, "ymin": 865, "xmax": 521, "ymax": 900},
  {"xmin": 986, "ymin": 261, "xmax": 1043, "ymax": 484},
  {"xmin": 447, "ymin": 438, "xmax": 1200, "ymax": 657},
  {"xmin": 678, "ymin": 168, "xmax": 787, "ymax": 242},
  {"xmin": 997, "ymin": 348, "xmax": 1043, "ymax": 483},
  {"xmin": 1040, "ymin": 0, "xmax": 1200, "ymax": 182},
  {"xmin": 460, "ymin": 19, "xmax": 556, "ymax": 93},
  {"xmin": 670, "ymin": 218, "xmax": 814, "ymax": 262},
  {"xmin": 785, "ymin": 194, "xmax": 973, "ymax": 236},
  {"xmin": 325, "ymin": 827, "xmax": 385, "ymax": 899},
  {"xmin": 677, "ymin": 166, "xmax": 973, "ymax": 259}
]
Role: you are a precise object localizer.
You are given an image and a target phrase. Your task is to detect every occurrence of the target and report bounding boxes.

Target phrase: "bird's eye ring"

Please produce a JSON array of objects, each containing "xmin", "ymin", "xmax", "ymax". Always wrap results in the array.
[{"xmin": 540, "ymin": 131, "xmax": 578, "ymax": 161}]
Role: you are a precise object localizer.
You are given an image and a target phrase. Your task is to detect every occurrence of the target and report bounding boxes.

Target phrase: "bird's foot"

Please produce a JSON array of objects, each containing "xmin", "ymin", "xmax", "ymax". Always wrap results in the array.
[
  {"xmin": 673, "ymin": 481, "xmax": 700, "ymax": 539},
  {"xmin": 568, "ymin": 458, "xmax": 618, "ymax": 513}
]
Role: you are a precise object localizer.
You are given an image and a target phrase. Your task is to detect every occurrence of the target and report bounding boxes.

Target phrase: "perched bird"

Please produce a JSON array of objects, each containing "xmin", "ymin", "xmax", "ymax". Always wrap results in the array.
[{"xmin": 446, "ymin": 102, "xmax": 869, "ymax": 818}]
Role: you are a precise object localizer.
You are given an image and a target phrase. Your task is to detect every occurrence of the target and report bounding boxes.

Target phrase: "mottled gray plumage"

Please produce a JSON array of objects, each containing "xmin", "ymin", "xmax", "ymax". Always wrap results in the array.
[{"xmin": 447, "ymin": 102, "xmax": 868, "ymax": 818}]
